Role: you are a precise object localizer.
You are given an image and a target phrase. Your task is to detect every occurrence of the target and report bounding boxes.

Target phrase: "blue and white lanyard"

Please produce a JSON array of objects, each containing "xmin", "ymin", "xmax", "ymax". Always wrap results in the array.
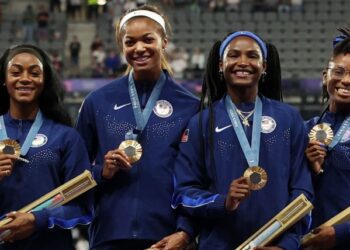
[
  {"xmin": 225, "ymin": 95, "xmax": 262, "ymax": 167},
  {"xmin": 127, "ymin": 70, "xmax": 166, "ymax": 140},
  {"xmin": 0, "ymin": 111, "xmax": 43, "ymax": 155}
]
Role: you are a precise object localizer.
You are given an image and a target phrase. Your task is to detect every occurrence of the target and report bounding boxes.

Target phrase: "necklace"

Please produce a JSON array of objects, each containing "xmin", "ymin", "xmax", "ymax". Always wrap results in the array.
[{"xmin": 236, "ymin": 108, "xmax": 255, "ymax": 126}]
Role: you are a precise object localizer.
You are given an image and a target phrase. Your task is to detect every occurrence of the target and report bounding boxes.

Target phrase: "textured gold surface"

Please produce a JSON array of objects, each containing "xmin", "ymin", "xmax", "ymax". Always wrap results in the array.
[
  {"xmin": 119, "ymin": 140, "xmax": 143, "ymax": 164},
  {"xmin": 244, "ymin": 166, "xmax": 268, "ymax": 190},
  {"xmin": 308, "ymin": 123, "xmax": 334, "ymax": 145}
]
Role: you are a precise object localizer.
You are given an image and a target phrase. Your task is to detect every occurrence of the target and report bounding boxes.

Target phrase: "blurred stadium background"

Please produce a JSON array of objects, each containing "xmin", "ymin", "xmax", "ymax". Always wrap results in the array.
[
  {"xmin": 0, "ymin": 0, "xmax": 348, "ymax": 248},
  {"xmin": 0, "ymin": 0, "xmax": 348, "ymax": 120}
]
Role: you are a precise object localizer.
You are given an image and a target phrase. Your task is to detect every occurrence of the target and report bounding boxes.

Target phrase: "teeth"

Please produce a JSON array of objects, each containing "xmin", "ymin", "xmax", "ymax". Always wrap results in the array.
[
  {"xmin": 236, "ymin": 71, "xmax": 250, "ymax": 76},
  {"xmin": 17, "ymin": 88, "xmax": 32, "ymax": 91},
  {"xmin": 135, "ymin": 57, "xmax": 148, "ymax": 61},
  {"xmin": 338, "ymin": 88, "xmax": 350, "ymax": 94}
]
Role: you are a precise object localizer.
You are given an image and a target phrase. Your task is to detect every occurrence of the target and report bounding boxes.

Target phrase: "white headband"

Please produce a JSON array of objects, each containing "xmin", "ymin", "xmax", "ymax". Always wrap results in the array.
[{"xmin": 119, "ymin": 10, "xmax": 166, "ymax": 33}]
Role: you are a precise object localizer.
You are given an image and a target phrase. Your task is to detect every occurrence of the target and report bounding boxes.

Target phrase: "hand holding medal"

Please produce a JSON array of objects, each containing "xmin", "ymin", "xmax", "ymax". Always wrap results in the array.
[
  {"xmin": 0, "ymin": 139, "xmax": 29, "ymax": 163},
  {"xmin": 225, "ymin": 177, "xmax": 251, "ymax": 212},
  {"xmin": 225, "ymin": 96, "xmax": 268, "ymax": 192},
  {"xmin": 102, "ymin": 149, "xmax": 132, "ymax": 179},
  {"xmin": 308, "ymin": 123, "xmax": 334, "ymax": 146},
  {"xmin": 306, "ymin": 123, "xmax": 334, "ymax": 174}
]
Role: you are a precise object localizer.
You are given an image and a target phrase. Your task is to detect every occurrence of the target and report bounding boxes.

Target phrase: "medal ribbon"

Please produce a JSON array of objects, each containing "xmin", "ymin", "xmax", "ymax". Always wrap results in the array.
[
  {"xmin": 328, "ymin": 115, "xmax": 350, "ymax": 150},
  {"xmin": 225, "ymin": 95, "xmax": 262, "ymax": 167},
  {"xmin": 128, "ymin": 70, "xmax": 166, "ymax": 139},
  {"xmin": 0, "ymin": 111, "xmax": 44, "ymax": 156}
]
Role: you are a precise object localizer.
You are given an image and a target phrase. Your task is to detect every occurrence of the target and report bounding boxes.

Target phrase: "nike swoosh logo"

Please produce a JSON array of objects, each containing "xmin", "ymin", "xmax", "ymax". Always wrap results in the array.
[
  {"xmin": 114, "ymin": 103, "xmax": 131, "ymax": 110},
  {"xmin": 215, "ymin": 125, "xmax": 232, "ymax": 133}
]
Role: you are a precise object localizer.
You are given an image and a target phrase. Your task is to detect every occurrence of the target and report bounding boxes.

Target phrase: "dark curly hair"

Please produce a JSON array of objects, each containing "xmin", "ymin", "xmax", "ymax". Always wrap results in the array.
[{"xmin": 0, "ymin": 44, "xmax": 71, "ymax": 126}]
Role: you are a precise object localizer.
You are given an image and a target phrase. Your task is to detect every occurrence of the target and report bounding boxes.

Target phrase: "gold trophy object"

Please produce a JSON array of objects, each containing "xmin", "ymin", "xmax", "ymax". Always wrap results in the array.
[
  {"xmin": 301, "ymin": 207, "xmax": 350, "ymax": 246},
  {"xmin": 0, "ymin": 170, "xmax": 96, "ymax": 227},
  {"xmin": 236, "ymin": 194, "xmax": 313, "ymax": 250}
]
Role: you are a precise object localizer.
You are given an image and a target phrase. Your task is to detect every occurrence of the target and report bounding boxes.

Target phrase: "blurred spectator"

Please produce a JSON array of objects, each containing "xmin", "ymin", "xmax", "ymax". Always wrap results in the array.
[
  {"xmin": 170, "ymin": 47, "xmax": 189, "ymax": 79},
  {"xmin": 22, "ymin": 4, "xmax": 36, "ymax": 42},
  {"xmin": 165, "ymin": 41, "xmax": 176, "ymax": 59},
  {"xmin": 50, "ymin": 0, "xmax": 61, "ymax": 12},
  {"xmin": 208, "ymin": 0, "xmax": 226, "ymax": 12},
  {"xmin": 92, "ymin": 45, "xmax": 106, "ymax": 78},
  {"xmin": 90, "ymin": 35, "xmax": 104, "ymax": 53},
  {"xmin": 92, "ymin": 45, "xmax": 106, "ymax": 65},
  {"xmin": 68, "ymin": 0, "xmax": 82, "ymax": 21},
  {"xmin": 52, "ymin": 29, "xmax": 62, "ymax": 41},
  {"xmin": 37, "ymin": 4, "xmax": 50, "ymax": 42},
  {"xmin": 10, "ymin": 20, "xmax": 21, "ymax": 40},
  {"xmin": 189, "ymin": 0, "xmax": 201, "ymax": 15},
  {"xmin": 69, "ymin": 35, "xmax": 81, "ymax": 77},
  {"xmin": 92, "ymin": 60, "xmax": 105, "ymax": 78},
  {"xmin": 61, "ymin": 0, "xmax": 68, "ymax": 12},
  {"xmin": 277, "ymin": 0, "xmax": 291, "ymax": 13},
  {"xmin": 190, "ymin": 47, "xmax": 205, "ymax": 70},
  {"xmin": 87, "ymin": 0, "xmax": 98, "ymax": 20},
  {"xmin": 50, "ymin": 50, "xmax": 63, "ymax": 77},
  {"xmin": 291, "ymin": 0, "xmax": 303, "ymax": 12},
  {"xmin": 123, "ymin": 0, "xmax": 137, "ymax": 12},
  {"xmin": 227, "ymin": 0, "xmax": 240, "ymax": 11},
  {"xmin": 252, "ymin": 0, "xmax": 267, "ymax": 12},
  {"xmin": 104, "ymin": 50, "xmax": 121, "ymax": 77},
  {"xmin": 266, "ymin": 0, "xmax": 279, "ymax": 11},
  {"xmin": 106, "ymin": 0, "xmax": 122, "ymax": 25}
]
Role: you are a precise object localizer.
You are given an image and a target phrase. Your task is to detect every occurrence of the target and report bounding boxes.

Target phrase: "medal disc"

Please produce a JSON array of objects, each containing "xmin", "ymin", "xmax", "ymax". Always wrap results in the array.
[
  {"xmin": 118, "ymin": 140, "xmax": 142, "ymax": 164},
  {"xmin": 0, "ymin": 139, "xmax": 21, "ymax": 157},
  {"xmin": 308, "ymin": 123, "xmax": 334, "ymax": 145},
  {"xmin": 244, "ymin": 166, "xmax": 268, "ymax": 190}
]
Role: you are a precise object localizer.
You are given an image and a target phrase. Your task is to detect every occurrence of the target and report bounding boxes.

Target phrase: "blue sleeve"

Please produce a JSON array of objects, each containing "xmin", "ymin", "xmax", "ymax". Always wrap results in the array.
[
  {"xmin": 276, "ymin": 110, "xmax": 314, "ymax": 250},
  {"xmin": 334, "ymin": 222, "xmax": 350, "ymax": 246},
  {"xmin": 172, "ymin": 116, "xmax": 228, "ymax": 219},
  {"xmin": 33, "ymin": 130, "xmax": 93, "ymax": 230},
  {"xmin": 75, "ymin": 97, "xmax": 98, "ymax": 165},
  {"xmin": 75, "ymin": 97, "xmax": 104, "ymax": 184},
  {"xmin": 176, "ymin": 215, "xmax": 197, "ymax": 240}
]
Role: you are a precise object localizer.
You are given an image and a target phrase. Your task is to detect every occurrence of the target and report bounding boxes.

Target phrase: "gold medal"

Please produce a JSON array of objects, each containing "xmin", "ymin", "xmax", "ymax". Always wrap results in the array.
[
  {"xmin": 308, "ymin": 123, "xmax": 334, "ymax": 145},
  {"xmin": 118, "ymin": 140, "xmax": 142, "ymax": 164},
  {"xmin": 0, "ymin": 139, "xmax": 29, "ymax": 163},
  {"xmin": 244, "ymin": 166, "xmax": 268, "ymax": 190}
]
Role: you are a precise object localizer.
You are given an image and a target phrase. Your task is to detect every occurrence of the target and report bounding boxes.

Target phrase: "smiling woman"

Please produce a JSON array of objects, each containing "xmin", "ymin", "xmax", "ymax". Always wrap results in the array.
[
  {"xmin": 0, "ymin": 44, "xmax": 93, "ymax": 250},
  {"xmin": 6, "ymin": 53, "xmax": 44, "ymax": 113},
  {"xmin": 76, "ymin": 4, "xmax": 199, "ymax": 250},
  {"xmin": 304, "ymin": 31, "xmax": 350, "ymax": 250},
  {"xmin": 171, "ymin": 31, "xmax": 313, "ymax": 250}
]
